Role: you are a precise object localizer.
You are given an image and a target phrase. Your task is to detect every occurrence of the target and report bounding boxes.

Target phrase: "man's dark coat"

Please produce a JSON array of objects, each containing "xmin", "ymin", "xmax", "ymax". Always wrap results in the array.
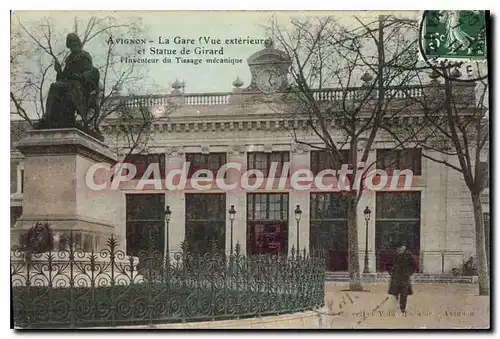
[{"xmin": 387, "ymin": 250, "xmax": 417, "ymax": 296}]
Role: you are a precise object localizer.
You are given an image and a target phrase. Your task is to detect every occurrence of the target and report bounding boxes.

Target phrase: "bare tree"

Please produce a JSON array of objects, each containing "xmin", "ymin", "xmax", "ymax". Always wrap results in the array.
[
  {"xmin": 269, "ymin": 14, "xmax": 424, "ymax": 290},
  {"xmin": 10, "ymin": 13, "xmax": 160, "ymax": 153},
  {"xmin": 393, "ymin": 66, "xmax": 490, "ymax": 295},
  {"xmin": 105, "ymin": 96, "xmax": 177, "ymax": 162}
]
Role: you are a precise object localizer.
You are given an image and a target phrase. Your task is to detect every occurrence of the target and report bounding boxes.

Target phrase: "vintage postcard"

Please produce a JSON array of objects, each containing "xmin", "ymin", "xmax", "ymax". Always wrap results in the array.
[{"xmin": 9, "ymin": 10, "xmax": 490, "ymax": 329}]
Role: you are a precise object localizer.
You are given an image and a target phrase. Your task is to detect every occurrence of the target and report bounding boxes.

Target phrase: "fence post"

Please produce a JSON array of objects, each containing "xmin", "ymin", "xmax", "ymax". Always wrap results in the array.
[
  {"xmin": 24, "ymin": 252, "xmax": 33, "ymax": 328},
  {"xmin": 47, "ymin": 249, "xmax": 53, "ymax": 325},
  {"xmin": 108, "ymin": 236, "xmax": 118, "ymax": 327},
  {"xmin": 68, "ymin": 233, "xmax": 76, "ymax": 328},
  {"xmin": 90, "ymin": 250, "xmax": 97, "ymax": 325},
  {"xmin": 235, "ymin": 244, "xmax": 241, "ymax": 319}
]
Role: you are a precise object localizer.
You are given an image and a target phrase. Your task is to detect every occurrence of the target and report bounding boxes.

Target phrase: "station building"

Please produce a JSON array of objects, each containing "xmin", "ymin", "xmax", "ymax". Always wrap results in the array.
[{"xmin": 10, "ymin": 42, "xmax": 490, "ymax": 274}]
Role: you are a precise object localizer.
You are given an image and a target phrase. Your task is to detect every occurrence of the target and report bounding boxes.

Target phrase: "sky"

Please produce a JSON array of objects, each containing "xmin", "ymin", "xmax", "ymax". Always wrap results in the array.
[{"xmin": 11, "ymin": 10, "xmax": 420, "ymax": 96}]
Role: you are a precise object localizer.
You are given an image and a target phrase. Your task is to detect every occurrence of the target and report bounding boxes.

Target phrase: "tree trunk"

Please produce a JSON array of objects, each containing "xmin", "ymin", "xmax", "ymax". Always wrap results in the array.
[
  {"xmin": 347, "ymin": 195, "xmax": 363, "ymax": 291},
  {"xmin": 471, "ymin": 191, "xmax": 489, "ymax": 296}
]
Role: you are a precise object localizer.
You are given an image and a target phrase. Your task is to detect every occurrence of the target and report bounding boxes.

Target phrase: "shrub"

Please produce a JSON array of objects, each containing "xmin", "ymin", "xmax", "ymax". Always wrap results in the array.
[
  {"xmin": 19, "ymin": 222, "xmax": 54, "ymax": 254},
  {"xmin": 451, "ymin": 256, "xmax": 477, "ymax": 276}
]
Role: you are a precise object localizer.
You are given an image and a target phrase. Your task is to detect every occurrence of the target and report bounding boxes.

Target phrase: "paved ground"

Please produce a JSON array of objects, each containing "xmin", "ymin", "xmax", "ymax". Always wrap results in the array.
[{"xmin": 323, "ymin": 283, "xmax": 490, "ymax": 329}]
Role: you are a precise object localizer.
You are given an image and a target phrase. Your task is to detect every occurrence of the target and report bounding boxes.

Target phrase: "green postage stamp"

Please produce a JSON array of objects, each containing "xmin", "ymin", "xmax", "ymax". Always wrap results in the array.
[{"xmin": 421, "ymin": 10, "xmax": 487, "ymax": 61}]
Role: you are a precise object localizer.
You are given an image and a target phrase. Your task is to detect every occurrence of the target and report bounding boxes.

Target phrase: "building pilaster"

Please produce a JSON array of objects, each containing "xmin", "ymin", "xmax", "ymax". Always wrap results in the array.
[
  {"xmin": 288, "ymin": 143, "xmax": 310, "ymax": 255},
  {"xmin": 357, "ymin": 148, "xmax": 377, "ymax": 273},
  {"xmin": 226, "ymin": 145, "xmax": 247, "ymax": 255},
  {"xmin": 165, "ymin": 146, "xmax": 186, "ymax": 256}
]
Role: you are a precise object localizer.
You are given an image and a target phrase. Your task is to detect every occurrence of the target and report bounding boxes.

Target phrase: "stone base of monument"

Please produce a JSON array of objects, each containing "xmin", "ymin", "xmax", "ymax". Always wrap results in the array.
[
  {"xmin": 12, "ymin": 128, "xmax": 126, "ymax": 252},
  {"xmin": 10, "ymin": 251, "xmax": 145, "ymax": 287}
]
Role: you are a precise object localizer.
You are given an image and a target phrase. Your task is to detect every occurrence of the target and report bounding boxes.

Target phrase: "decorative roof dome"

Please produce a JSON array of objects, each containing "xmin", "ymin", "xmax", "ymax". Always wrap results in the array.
[
  {"xmin": 172, "ymin": 79, "xmax": 183, "ymax": 90},
  {"xmin": 232, "ymin": 76, "xmax": 244, "ymax": 88}
]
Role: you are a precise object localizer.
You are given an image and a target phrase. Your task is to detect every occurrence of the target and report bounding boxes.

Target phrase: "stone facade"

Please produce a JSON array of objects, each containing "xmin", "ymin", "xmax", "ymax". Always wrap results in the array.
[
  {"xmin": 10, "ymin": 44, "xmax": 487, "ymax": 274},
  {"xmin": 10, "ymin": 116, "xmax": 484, "ymax": 274}
]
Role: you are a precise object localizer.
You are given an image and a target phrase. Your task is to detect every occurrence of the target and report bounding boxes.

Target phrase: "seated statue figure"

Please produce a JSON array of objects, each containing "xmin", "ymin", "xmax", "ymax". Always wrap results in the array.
[{"xmin": 36, "ymin": 33, "xmax": 101, "ymax": 137}]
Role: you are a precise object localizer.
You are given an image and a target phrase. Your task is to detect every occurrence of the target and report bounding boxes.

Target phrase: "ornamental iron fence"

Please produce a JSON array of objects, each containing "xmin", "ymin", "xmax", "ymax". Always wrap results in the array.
[{"xmin": 11, "ymin": 235, "xmax": 325, "ymax": 328}]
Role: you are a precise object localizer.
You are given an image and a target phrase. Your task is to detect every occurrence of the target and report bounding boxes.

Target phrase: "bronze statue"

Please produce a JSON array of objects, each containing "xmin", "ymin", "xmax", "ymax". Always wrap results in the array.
[{"xmin": 36, "ymin": 33, "xmax": 102, "ymax": 139}]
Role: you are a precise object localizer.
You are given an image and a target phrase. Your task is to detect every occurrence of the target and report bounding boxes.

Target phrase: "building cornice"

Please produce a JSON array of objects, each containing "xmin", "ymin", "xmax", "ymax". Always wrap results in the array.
[{"xmin": 101, "ymin": 114, "xmax": 438, "ymax": 137}]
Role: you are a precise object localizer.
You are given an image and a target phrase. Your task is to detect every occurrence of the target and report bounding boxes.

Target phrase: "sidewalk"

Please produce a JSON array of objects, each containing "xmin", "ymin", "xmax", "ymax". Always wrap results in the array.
[{"xmin": 323, "ymin": 283, "xmax": 490, "ymax": 329}]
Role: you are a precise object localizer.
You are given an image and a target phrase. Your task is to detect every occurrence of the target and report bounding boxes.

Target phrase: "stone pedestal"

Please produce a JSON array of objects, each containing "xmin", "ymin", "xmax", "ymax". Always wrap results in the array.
[{"xmin": 12, "ymin": 128, "xmax": 125, "ymax": 251}]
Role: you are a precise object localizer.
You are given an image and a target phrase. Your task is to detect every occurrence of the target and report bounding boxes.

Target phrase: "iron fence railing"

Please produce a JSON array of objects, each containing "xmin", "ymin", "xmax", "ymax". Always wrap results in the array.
[{"xmin": 11, "ymin": 236, "xmax": 325, "ymax": 328}]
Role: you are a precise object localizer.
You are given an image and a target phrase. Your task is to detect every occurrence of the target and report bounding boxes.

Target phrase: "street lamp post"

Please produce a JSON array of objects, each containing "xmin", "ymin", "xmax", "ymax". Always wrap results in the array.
[
  {"xmin": 164, "ymin": 206, "xmax": 171, "ymax": 262},
  {"xmin": 363, "ymin": 206, "xmax": 371, "ymax": 274},
  {"xmin": 228, "ymin": 205, "xmax": 236, "ymax": 256},
  {"xmin": 294, "ymin": 205, "xmax": 302, "ymax": 255}
]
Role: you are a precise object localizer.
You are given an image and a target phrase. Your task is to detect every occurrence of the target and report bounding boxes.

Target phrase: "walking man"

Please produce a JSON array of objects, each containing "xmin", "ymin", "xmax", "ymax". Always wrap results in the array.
[{"xmin": 387, "ymin": 245, "xmax": 417, "ymax": 315}]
